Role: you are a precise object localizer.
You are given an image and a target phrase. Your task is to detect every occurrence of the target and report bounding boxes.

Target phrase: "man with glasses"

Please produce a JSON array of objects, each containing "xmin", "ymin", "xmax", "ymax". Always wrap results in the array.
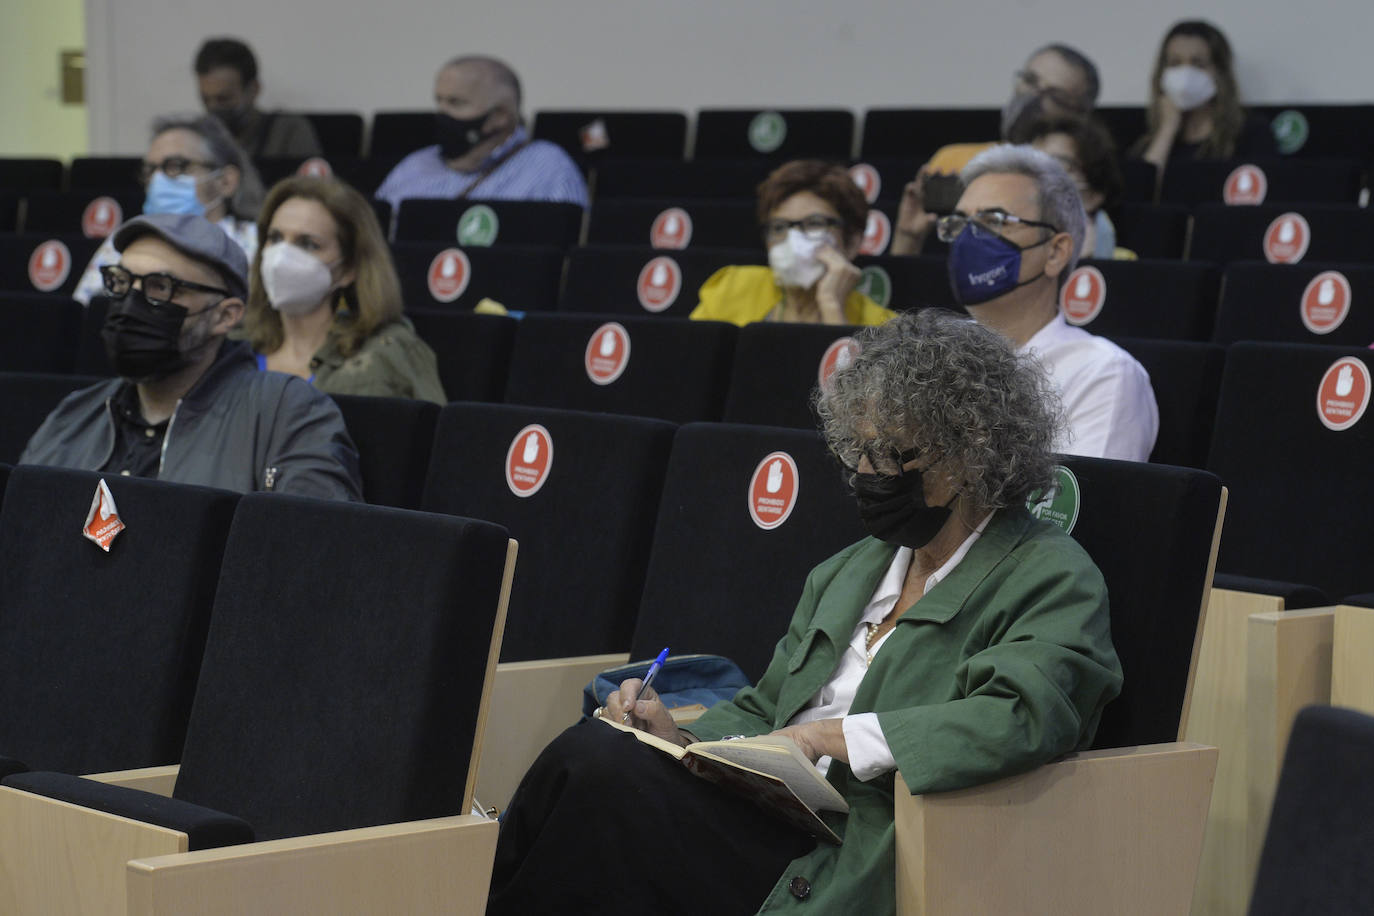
[
  {"xmin": 940, "ymin": 145, "xmax": 1157, "ymax": 461},
  {"xmin": 892, "ymin": 44, "xmax": 1100, "ymax": 256},
  {"xmin": 22, "ymin": 213, "xmax": 362, "ymax": 499},
  {"xmin": 72, "ymin": 114, "xmax": 262, "ymax": 305}
]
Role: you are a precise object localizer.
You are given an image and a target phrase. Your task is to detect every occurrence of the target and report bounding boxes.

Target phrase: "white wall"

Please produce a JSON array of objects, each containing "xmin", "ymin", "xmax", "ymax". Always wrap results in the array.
[
  {"xmin": 1, "ymin": 0, "xmax": 87, "ymax": 157},
  {"xmin": 84, "ymin": 0, "xmax": 1374, "ymax": 154}
]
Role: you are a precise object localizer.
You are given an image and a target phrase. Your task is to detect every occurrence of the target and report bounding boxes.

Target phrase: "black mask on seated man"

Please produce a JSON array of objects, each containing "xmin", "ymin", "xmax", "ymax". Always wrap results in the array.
[
  {"xmin": 436, "ymin": 110, "xmax": 498, "ymax": 160},
  {"xmin": 852, "ymin": 466, "xmax": 955, "ymax": 548},
  {"xmin": 101, "ymin": 290, "xmax": 216, "ymax": 383}
]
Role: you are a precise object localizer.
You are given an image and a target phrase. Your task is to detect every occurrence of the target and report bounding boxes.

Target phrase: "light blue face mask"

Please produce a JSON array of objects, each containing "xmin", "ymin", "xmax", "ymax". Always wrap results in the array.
[{"xmin": 143, "ymin": 171, "xmax": 208, "ymax": 216}]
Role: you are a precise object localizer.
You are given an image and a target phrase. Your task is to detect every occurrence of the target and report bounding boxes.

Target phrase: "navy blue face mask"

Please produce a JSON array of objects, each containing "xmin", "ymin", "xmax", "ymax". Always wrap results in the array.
[{"xmin": 947, "ymin": 228, "xmax": 1053, "ymax": 307}]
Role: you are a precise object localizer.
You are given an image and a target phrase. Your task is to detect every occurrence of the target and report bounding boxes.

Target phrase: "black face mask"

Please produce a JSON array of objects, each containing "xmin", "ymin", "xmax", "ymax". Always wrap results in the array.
[
  {"xmin": 100, "ymin": 290, "xmax": 207, "ymax": 383},
  {"xmin": 852, "ymin": 468, "xmax": 954, "ymax": 548},
  {"xmin": 436, "ymin": 110, "xmax": 496, "ymax": 160},
  {"xmin": 210, "ymin": 103, "xmax": 252, "ymax": 135}
]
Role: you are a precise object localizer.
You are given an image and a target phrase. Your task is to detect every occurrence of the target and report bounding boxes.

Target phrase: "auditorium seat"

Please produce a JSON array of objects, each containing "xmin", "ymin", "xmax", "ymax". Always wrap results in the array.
[
  {"xmin": 1213, "ymin": 262, "xmax": 1374, "ymax": 347},
  {"xmin": 394, "ymin": 198, "xmax": 583, "ymax": 248},
  {"xmin": 0, "ymin": 467, "xmax": 239, "ymax": 776},
  {"xmin": 0, "ymin": 233, "xmax": 101, "ymax": 297},
  {"xmin": 860, "ymin": 107, "xmax": 1001, "ymax": 163},
  {"xmin": 329, "ymin": 394, "xmax": 439, "ymax": 510},
  {"xmin": 1113, "ymin": 338, "xmax": 1225, "ymax": 469},
  {"xmin": 853, "ymin": 253, "xmax": 958, "ymax": 311},
  {"xmin": 1160, "ymin": 157, "xmax": 1363, "ymax": 207},
  {"xmin": 0, "ymin": 294, "xmax": 83, "ymax": 372},
  {"xmin": 301, "ymin": 112, "xmax": 366, "ymax": 157},
  {"xmin": 1249, "ymin": 103, "xmax": 1374, "ymax": 161},
  {"xmin": 531, "ymin": 110, "xmax": 688, "ymax": 165},
  {"xmin": 694, "ymin": 108, "xmax": 855, "ymax": 160},
  {"xmin": 406, "ymin": 309, "xmax": 515, "ymax": 402},
  {"xmin": 391, "ymin": 242, "xmax": 563, "ymax": 312},
  {"xmin": 0, "ymin": 372, "xmax": 102, "ymax": 463},
  {"xmin": 0, "ymin": 193, "xmax": 17, "ymax": 233},
  {"xmin": 896, "ymin": 455, "xmax": 1225, "ymax": 915},
  {"xmin": 334, "ymin": 156, "xmax": 401, "ymax": 197},
  {"xmin": 628, "ymin": 422, "xmax": 865, "ymax": 682},
  {"xmin": 1116, "ymin": 202, "xmax": 1190, "ymax": 259},
  {"xmin": 720, "ymin": 321, "xmax": 867, "ymax": 430},
  {"xmin": 367, "ymin": 110, "xmax": 436, "ymax": 158},
  {"xmin": 1207, "ymin": 341, "xmax": 1374, "ymax": 601},
  {"xmin": 68, "ymin": 156, "xmax": 144, "ymax": 191},
  {"xmin": 1093, "ymin": 106, "xmax": 1149, "ymax": 158},
  {"xmin": 21, "ymin": 189, "xmax": 143, "ymax": 237},
  {"xmin": 1248, "ymin": 705, "xmax": 1374, "ymax": 916},
  {"xmin": 560, "ymin": 244, "xmax": 761, "ymax": 318},
  {"xmin": 422, "ymin": 402, "xmax": 675, "ymax": 662},
  {"xmin": 591, "ymin": 157, "xmax": 774, "ymax": 199},
  {"xmin": 0, "ymin": 158, "xmax": 63, "ymax": 192},
  {"xmin": 0, "ymin": 493, "xmax": 514, "ymax": 913},
  {"xmin": 504, "ymin": 314, "xmax": 736, "ymax": 423},
  {"xmin": 585, "ymin": 198, "xmax": 759, "ymax": 249},
  {"xmin": 845, "ymin": 157, "xmax": 922, "ymax": 206},
  {"xmin": 1120, "ymin": 159, "xmax": 1159, "ymax": 203},
  {"xmin": 1189, "ymin": 204, "xmax": 1374, "ymax": 265},
  {"xmin": 1056, "ymin": 259, "xmax": 1221, "ymax": 341}
]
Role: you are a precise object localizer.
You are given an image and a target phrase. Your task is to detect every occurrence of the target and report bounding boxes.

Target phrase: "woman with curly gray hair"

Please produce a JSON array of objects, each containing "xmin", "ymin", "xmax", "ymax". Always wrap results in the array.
[{"xmin": 487, "ymin": 309, "xmax": 1123, "ymax": 916}]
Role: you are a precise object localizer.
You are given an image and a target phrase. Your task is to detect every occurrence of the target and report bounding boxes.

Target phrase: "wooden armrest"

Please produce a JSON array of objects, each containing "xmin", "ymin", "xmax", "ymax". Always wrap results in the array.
[
  {"xmin": 895, "ymin": 742, "xmax": 1217, "ymax": 916},
  {"xmin": 475, "ymin": 652, "xmax": 629, "ymax": 812},
  {"xmin": 126, "ymin": 815, "xmax": 497, "ymax": 915},
  {"xmin": 85, "ymin": 765, "xmax": 180, "ymax": 797},
  {"xmin": 1333, "ymin": 604, "xmax": 1374, "ymax": 712},
  {"xmin": 0, "ymin": 784, "xmax": 188, "ymax": 914}
]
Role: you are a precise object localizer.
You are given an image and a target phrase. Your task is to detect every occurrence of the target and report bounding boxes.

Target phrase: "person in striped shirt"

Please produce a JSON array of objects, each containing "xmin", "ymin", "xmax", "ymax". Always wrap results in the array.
[{"xmin": 374, "ymin": 56, "xmax": 588, "ymax": 210}]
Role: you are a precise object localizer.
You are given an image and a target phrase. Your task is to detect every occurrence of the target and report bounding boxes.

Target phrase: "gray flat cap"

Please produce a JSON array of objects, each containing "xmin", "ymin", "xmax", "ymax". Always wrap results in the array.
[{"xmin": 112, "ymin": 213, "xmax": 250, "ymax": 299}]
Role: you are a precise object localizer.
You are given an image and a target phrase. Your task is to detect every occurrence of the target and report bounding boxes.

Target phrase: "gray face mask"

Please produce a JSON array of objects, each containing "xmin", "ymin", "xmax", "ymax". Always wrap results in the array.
[{"xmin": 1000, "ymin": 91, "xmax": 1047, "ymax": 143}]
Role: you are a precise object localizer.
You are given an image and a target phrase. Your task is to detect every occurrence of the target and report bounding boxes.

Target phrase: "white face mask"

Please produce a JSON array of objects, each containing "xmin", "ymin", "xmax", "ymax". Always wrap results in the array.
[
  {"xmin": 1160, "ymin": 65, "xmax": 1217, "ymax": 112},
  {"xmin": 260, "ymin": 242, "xmax": 339, "ymax": 316},
  {"xmin": 768, "ymin": 228, "xmax": 828, "ymax": 290}
]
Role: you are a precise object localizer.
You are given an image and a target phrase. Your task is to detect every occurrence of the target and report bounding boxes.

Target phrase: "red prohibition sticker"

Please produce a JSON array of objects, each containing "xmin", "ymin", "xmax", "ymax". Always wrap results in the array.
[
  {"xmin": 81, "ymin": 196, "xmax": 123, "ymax": 238},
  {"xmin": 1059, "ymin": 266, "xmax": 1107, "ymax": 326},
  {"xmin": 82, "ymin": 479, "xmax": 125, "ymax": 552},
  {"xmin": 297, "ymin": 157, "xmax": 333, "ymax": 178},
  {"xmin": 747, "ymin": 451, "xmax": 799, "ymax": 530},
  {"xmin": 427, "ymin": 248, "xmax": 471, "ymax": 302},
  {"xmin": 818, "ymin": 336, "xmax": 860, "ymax": 388},
  {"xmin": 28, "ymin": 239, "xmax": 72, "ymax": 292},
  {"xmin": 505, "ymin": 424, "xmax": 554, "ymax": 497},
  {"xmin": 637, "ymin": 256, "xmax": 682, "ymax": 312},
  {"xmin": 849, "ymin": 163, "xmax": 881, "ymax": 204},
  {"xmin": 650, "ymin": 207, "xmax": 693, "ymax": 249},
  {"xmin": 1264, "ymin": 212, "xmax": 1311, "ymax": 264},
  {"xmin": 1316, "ymin": 357, "xmax": 1370, "ymax": 431},
  {"xmin": 585, "ymin": 321, "xmax": 631, "ymax": 385},
  {"xmin": 1300, "ymin": 271, "xmax": 1352, "ymax": 335},
  {"xmin": 1222, "ymin": 164, "xmax": 1267, "ymax": 205},
  {"xmin": 858, "ymin": 209, "xmax": 891, "ymax": 255}
]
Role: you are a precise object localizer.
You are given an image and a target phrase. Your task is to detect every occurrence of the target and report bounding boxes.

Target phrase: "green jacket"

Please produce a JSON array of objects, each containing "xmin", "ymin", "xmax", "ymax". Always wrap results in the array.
[
  {"xmin": 312, "ymin": 319, "xmax": 447, "ymax": 405},
  {"xmin": 689, "ymin": 507, "xmax": 1123, "ymax": 915}
]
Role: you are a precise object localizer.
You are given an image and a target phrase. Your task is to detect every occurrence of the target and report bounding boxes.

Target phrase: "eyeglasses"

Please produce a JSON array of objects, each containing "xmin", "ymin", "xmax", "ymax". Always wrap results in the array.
[
  {"xmin": 1012, "ymin": 70, "xmax": 1089, "ymax": 114},
  {"xmin": 138, "ymin": 156, "xmax": 218, "ymax": 185},
  {"xmin": 101, "ymin": 264, "xmax": 229, "ymax": 309},
  {"xmin": 833, "ymin": 444, "xmax": 922, "ymax": 479},
  {"xmin": 936, "ymin": 210, "xmax": 1059, "ymax": 243},
  {"xmin": 761, "ymin": 215, "xmax": 843, "ymax": 243}
]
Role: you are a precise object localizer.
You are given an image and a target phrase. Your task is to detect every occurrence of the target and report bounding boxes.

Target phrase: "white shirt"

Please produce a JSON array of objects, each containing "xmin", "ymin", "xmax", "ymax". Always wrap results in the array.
[
  {"xmin": 1019, "ymin": 313, "xmax": 1159, "ymax": 462},
  {"xmin": 789, "ymin": 515, "xmax": 991, "ymax": 780}
]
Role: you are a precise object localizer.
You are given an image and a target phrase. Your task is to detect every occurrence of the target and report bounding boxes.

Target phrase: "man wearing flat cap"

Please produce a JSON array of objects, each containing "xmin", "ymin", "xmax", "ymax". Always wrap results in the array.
[{"xmin": 22, "ymin": 213, "xmax": 362, "ymax": 500}]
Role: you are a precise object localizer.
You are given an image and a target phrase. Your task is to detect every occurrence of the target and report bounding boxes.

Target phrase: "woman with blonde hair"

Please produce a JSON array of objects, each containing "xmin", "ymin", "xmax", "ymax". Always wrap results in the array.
[
  {"xmin": 1131, "ymin": 20, "xmax": 1276, "ymax": 171},
  {"xmin": 243, "ymin": 176, "xmax": 445, "ymax": 403}
]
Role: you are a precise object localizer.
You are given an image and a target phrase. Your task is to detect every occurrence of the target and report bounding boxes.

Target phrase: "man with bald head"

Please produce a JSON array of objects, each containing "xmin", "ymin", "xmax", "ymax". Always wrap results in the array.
[{"xmin": 375, "ymin": 55, "xmax": 587, "ymax": 209}]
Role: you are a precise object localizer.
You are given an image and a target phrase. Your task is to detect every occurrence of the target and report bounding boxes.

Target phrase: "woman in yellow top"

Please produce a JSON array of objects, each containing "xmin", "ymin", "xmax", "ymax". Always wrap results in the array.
[{"xmin": 690, "ymin": 160, "xmax": 894, "ymax": 326}]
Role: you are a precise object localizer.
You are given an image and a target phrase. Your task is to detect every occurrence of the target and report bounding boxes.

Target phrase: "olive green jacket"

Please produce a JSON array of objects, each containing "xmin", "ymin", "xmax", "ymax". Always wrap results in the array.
[
  {"xmin": 311, "ymin": 319, "xmax": 447, "ymax": 405},
  {"xmin": 689, "ymin": 507, "xmax": 1123, "ymax": 915}
]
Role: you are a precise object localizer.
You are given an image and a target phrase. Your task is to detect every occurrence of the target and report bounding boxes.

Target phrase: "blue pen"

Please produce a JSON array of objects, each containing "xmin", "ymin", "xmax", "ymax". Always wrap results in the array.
[{"xmin": 623, "ymin": 647, "xmax": 670, "ymax": 724}]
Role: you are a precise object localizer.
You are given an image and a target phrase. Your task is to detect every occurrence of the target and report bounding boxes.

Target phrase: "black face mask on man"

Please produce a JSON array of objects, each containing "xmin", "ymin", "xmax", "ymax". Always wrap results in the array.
[
  {"xmin": 435, "ymin": 110, "xmax": 496, "ymax": 160},
  {"xmin": 100, "ymin": 290, "xmax": 217, "ymax": 383},
  {"xmin": 852, "ymin": 464, "xmax": 955, "ymax": 549}
]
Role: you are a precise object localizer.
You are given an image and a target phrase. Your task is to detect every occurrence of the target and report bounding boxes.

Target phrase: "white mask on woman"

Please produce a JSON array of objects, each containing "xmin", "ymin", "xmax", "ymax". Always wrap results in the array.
[
  {"xmin": 768, "ymin": 228, "xmax": 828, "ymax": 290},
  {"xmin": 260, "ymin": 242, "xmax": 339, "ymax": 316},
  {"xmin": 1160, "ymin": 65, "xmax": 1217, "ymax": 112}
]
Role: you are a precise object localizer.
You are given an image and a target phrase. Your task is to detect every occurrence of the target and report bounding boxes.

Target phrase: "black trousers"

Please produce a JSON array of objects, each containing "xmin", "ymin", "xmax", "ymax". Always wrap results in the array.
[{"xmin": 487, "ymin": 720, "xmax": 817, "ymax": 916}]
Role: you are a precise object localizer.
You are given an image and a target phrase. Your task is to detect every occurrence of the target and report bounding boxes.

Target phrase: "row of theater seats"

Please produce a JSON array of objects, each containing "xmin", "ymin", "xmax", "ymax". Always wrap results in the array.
[{"xmin": 2, "ymin": 101, "xmax": 1371, "ymax": 169}]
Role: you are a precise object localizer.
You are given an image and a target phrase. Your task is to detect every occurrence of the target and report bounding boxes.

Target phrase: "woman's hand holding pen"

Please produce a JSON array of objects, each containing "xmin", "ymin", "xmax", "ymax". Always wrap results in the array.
[{"xmin": 603, "ymin": 679, "xmax": 688, "ymax": 746}]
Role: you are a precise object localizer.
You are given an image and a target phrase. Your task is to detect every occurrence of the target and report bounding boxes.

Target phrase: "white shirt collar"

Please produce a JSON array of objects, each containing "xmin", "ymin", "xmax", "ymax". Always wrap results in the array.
[{"xmin": 859, "ymin": 512, "xmax": 994, "ymax": 625}]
